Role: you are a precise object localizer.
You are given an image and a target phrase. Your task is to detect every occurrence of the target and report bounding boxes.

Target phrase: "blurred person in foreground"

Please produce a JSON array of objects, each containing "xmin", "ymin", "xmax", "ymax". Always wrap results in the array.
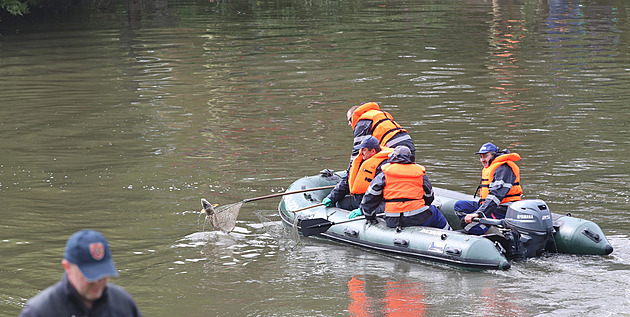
[{"xmin": 19, "ymin": 229, "xmax": 141, "ymax": 317}]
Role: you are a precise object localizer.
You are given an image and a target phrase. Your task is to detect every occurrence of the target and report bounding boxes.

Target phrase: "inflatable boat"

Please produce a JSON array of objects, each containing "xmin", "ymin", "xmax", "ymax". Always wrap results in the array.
[{"xmin": 278, "ymin": 170, "xmax": 613, "ymax": 271}]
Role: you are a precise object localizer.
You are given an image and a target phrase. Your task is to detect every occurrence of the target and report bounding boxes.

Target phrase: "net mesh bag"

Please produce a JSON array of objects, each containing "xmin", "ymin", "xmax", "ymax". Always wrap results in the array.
[
  {"xmin": 208, "ymin": 202, "xmax": 242, "ymax": 233},
  {"xmin": 202, "ymin": 198, "xmax": 301, "ymax": 250}
]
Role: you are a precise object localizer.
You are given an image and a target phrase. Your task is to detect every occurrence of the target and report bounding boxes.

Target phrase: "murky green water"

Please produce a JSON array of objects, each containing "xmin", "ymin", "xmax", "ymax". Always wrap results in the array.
[{"xmin": 2, "ymin": 0, "xmax": 630, "ymax": 316}]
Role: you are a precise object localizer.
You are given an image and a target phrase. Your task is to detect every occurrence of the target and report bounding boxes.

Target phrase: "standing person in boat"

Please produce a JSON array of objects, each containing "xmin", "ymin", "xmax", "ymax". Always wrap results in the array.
[
  {"xmin": 351, "ymin": 146, "xmax": 451, "ymax": 231},
  {"xmin": 19, "ymin": 229, "xmax": 142, "ymax": 317},
  {"xmin": 347, "ymin": 102, "xmax": 415, "ymax": 161},
  {"xmin": 322, "ymin": 136, "xmax": 394, "ymax": 211},
  {"xmin": 454, "ymin": 142, "xmax": 523, "ymax": 235}
]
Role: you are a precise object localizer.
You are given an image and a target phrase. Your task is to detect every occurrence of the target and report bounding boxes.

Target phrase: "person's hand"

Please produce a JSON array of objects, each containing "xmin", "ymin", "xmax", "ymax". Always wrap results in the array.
[
  {"xmin": 464, "ymin": 213, "xmax": 479, "ymax": 224},
  {"xmin": 322, "ymin": 197, "xmax": 333, "ymax": 207},
  {"xmin": 348, "ymin": 208, "xmax": 362, "ymax": 219}
]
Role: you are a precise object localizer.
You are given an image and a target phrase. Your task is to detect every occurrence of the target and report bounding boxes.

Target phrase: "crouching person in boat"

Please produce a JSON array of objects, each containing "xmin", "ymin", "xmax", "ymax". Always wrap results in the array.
[
  {"xmin": 454, "ymin": 142, "xmax": 523, "ymax": 235},
  {"xmin": 352, "ymin": 146, "xmax": 451, "ymax": 231},
  {"xmin": 347, "ymin": 102, "xmax": 415, "ymax": 161},
  {"xmin": 322, "ymin": 136, "xmax": 394, "ymax": 211}
]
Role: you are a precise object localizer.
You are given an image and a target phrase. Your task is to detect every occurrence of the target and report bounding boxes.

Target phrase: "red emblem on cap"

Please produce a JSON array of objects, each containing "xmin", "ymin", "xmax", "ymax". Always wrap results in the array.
[{"xmin": 89, "ymin": 242, "xmax": 105, "ymax": 261}]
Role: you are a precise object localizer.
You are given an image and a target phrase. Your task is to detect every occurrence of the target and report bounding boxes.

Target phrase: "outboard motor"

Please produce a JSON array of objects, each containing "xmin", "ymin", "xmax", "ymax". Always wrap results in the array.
[{"xmin": 504, "ymin": 199, "xmax": 555, "ymax": 259}]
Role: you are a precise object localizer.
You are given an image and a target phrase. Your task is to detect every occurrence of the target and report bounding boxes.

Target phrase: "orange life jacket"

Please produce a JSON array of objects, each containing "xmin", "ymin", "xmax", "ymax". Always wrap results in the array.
[
  {"xmin": 350, "ymin": 102, "xmax": 407, "ymax": 148},
  {"xmin": 479, "ymin": 153, "xmax": 523, "ymax": 205},
  {"xmin": 348, "ymin": 147, "xmax": 394, "ymax": 195},
  {"xmin": 381, "ymin": 163, "xmax": 426, "ymax": 213}
]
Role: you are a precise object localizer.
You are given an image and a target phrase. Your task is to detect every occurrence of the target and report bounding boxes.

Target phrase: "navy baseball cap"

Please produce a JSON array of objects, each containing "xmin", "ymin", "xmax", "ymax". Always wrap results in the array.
[
  {"xmin": 354, "ymin": 136, "xmax": 380, "ymax": 150},
  {"xmin": 64, "ymin": 230, "xmax": 118, "ymax": 282},
  {"xmin": 475, "ymin": 142, "xmax": 498, "ymax": 154}
]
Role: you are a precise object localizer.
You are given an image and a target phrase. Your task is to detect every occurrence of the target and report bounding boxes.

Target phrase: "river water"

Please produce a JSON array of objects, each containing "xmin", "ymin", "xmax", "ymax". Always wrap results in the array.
[{"xmin": 1, "ymin": 0, "xmax": 629, "ymax": 316}]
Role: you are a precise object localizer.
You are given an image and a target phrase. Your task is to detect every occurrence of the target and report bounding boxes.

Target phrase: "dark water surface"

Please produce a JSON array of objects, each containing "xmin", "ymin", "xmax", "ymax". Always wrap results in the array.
[{"xmin": 2, "ymin": 0, "xmax": 630, "ymax": 316}]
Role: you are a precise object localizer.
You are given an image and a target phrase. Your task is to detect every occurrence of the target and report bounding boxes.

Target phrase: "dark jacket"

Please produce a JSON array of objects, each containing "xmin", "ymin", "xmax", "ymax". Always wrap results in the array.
[
  {"xmin": 19, "ymin": 273, "xmax": 141, "ymax": 317},
  {"xmin": 360, "ymin": 153, "xmax": 433, "ymax": 220},
  {"xmin": 351, "ymin": 119, "xmax": 415, "ymax": 161}
]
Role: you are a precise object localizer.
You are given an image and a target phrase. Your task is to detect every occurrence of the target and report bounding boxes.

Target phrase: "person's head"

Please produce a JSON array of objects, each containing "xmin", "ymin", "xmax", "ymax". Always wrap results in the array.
[
  {"xmin": 62, "ymin": 230, "xmax": 118, "ymax": 306},
  {"xmin": 388, "ymin": 145, "xmax": 414, "ymax": 162},
  {"xmin": 354, "ymin": 136, "xmax": 381, "ymax": 160},
  {"xmin": 474, "ymin": 142, "xmax": 499, "ymax": 168},
  {"xmin": 347, "ymin": 105, "xmax": 360, "ymax": 126}
]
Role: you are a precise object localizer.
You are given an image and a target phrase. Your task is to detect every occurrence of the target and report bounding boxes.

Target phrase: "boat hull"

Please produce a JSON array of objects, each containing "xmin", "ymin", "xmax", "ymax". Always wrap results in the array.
[
  {"xmin": 433, "ymin": 188, "xmax": 613, "ymax": 256},
  {"xmin": 278, "ymin": 171, "xmax": 612, "ymax": 271},
  {"xmin": 279, "ymin": 173, "xmax": 511, "ymax": 271}
]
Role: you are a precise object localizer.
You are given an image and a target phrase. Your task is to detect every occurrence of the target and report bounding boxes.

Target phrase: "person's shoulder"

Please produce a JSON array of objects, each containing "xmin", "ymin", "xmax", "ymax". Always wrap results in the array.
[
  {"xmin": 105, "ymin": 283, "xmax": 141, "ymax": 314},
  {"xmin": 18, "ymin": 305, "xmax": 37, "ymax": 317},
  {"xmin": 18, "ymin": 304, "xmax": 37, "ymax": 317},
  {"xmin": 494, "ymin": 163, "xmax": 516, "ymax": 178},
  {"xmin": 354, "ymin": 119, "xmax": 372, "ymax": 130},
  {"xmin": 20, "ymin": 281, "xmax": 65, "ymax": 317}
]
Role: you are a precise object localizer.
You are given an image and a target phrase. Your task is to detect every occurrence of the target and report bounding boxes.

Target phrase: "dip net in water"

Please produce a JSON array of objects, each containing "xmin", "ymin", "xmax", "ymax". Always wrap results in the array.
[
  {"xmin": 207, "ymin": 202, "xmax": 242, "ymax": 233},
  {"xmin": 201, "ymin": 198, "xmax": 302, "ymax": 249}
]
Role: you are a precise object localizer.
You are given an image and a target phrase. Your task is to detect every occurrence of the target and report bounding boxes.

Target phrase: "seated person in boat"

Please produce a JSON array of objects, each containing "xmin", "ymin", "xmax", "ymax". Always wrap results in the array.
[
  {"xmin": 322, "ymin": 136, "xmax": 393, "ymax": 211},
  {"xmin": 352, "ymin": 146, "xmax": 451, "ymax": 231},
  {"xmin": 347, "ymin": 102, "xmax": 415, "ymax": 161},
  {"xmin": 454, "ymin": 142, "xmax": 523, "ymax": 235}
]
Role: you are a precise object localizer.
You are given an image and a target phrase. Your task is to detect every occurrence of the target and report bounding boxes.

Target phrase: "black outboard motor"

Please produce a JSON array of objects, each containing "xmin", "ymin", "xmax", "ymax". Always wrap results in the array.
[{"xmin": 504, "ymin": 199, "xmax": 555, "ymax": 258}]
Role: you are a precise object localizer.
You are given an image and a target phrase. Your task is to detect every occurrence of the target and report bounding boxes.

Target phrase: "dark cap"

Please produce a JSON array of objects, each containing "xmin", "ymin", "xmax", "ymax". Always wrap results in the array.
[
  {"xmin": 475, "ymin": 142, "xmax": 498, "ymax": 154},
  {"xmin": 354, "ymin": 136, "xmax": 380, "ymax": 150},
  {"xmin": 64, "ymin": 230, "xmax": 118, "ymax": 282},
  {"xmin": 388, "ymin": 146, "xmax": 412, "ymax": 157}
]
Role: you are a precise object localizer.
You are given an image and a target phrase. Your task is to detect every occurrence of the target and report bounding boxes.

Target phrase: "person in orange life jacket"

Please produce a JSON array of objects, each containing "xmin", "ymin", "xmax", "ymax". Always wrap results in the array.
[
  {"xmin": 351, "ymin": 146, "xmax": 451, "ymax": 231},
  {"xmin": 322, "ymin": 136, "xmax": 393, "ymax": 211},
  {"xmin": 454, "ymin": 142, "xmax": 523, "ymax": 235},
  {"xmin": 347, "ymin": 102, "xmax": 415, "ymax": 161}
]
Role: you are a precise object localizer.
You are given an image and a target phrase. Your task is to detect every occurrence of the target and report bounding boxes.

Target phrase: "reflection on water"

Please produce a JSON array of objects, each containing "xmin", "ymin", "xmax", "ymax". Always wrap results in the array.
[
  {"xmin": 179, "ymin": 212, "xmax": 299, "ymax": 267},
  {"xmin": 2, "ymin": 0, "xmax": 630, "ymax": 316},
  {"xmin": 347, "ymin": 276, "xmax": 426, "ymax": 316},
  {"xmin": 476, "ymin": 285, "xmax": 525, "ymax": 317}
]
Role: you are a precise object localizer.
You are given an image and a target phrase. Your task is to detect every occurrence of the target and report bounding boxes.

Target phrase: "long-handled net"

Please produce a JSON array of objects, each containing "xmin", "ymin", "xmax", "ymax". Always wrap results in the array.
[
  {"xmin": 199, "ymin": 197, "xmax": 302, "ymax": 249},
  {"xmin": 202, "ymin": 200, "xmax": 243, "ymax": 233},
  {"xmin": 200, "ymin": 185, "xmax": 335, "ymax": 233}
]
